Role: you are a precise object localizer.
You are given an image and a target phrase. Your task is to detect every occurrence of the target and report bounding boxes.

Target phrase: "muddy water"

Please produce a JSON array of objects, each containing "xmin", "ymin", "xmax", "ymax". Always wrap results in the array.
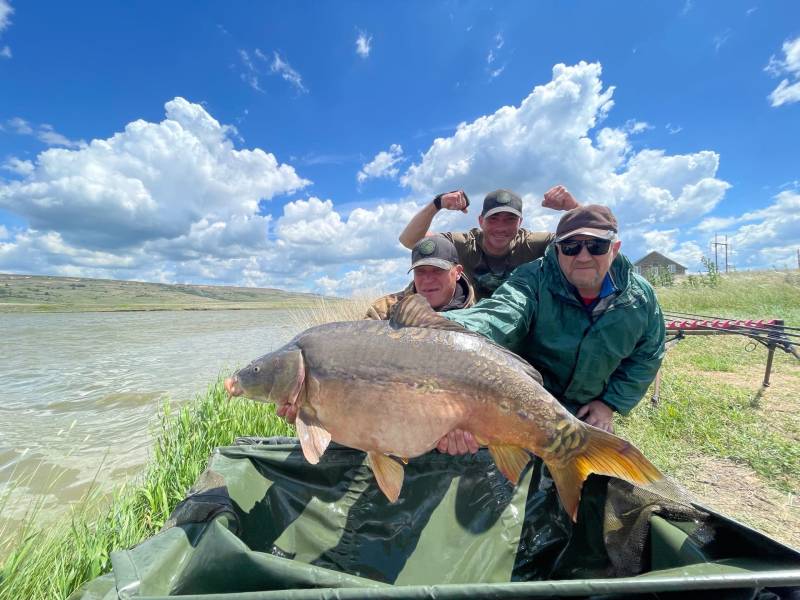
[{"xmin": 0, "ymin": 309, "xmax": 301, "ymax": 534}]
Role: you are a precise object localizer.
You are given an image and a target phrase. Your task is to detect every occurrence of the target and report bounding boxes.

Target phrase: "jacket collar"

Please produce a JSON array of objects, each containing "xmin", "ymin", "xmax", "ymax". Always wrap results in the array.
[{"xmin": 409, "ymin": 274, "xmax": 476, "ymax": 311}]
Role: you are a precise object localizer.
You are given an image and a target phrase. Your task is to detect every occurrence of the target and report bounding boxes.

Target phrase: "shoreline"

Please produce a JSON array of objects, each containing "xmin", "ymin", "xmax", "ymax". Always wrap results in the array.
[
  {"xmin": 0, "ymin": 303, "xmax": 330, "ymax": 314},
  {"xmin": 0, "ymin": 272, "xmax": 339, "ymax": 315}
]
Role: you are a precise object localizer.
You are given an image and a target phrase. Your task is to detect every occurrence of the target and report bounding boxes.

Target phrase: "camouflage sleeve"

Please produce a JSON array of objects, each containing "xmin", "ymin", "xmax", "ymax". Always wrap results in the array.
[
  {"xmin": 364, "ymin": 291, "xmax": 403, "ymax": 321},
  {"xmin": 363, "ymin": 305, "xmax": 384, "ymax": 320},
  {"xmin": 442, "ymin": 262, "xmax": 538, "ymax": 350},
  {"xmin": 601, "ymin": 281, "xmax": 666, "ymax": 415}
]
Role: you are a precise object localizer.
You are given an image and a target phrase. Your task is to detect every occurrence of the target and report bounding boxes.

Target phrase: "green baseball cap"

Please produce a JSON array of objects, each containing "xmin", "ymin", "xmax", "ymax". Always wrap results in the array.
[{"xmin": 408, "ymin": 235, "xmax": 460, "ymax": 272}]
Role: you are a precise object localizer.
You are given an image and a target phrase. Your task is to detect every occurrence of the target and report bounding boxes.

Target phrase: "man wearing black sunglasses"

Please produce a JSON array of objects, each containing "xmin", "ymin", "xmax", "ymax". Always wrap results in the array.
[{"xmin": 437, "ymin": 204, "xmax": 665, "ymax": 454}]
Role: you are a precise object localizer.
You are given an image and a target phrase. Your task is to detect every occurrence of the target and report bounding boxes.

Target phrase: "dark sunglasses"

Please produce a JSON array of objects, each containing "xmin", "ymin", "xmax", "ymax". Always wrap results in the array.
[{"xmin": 556, "ymin": 238, "xmax": 612, "ymax": 256}]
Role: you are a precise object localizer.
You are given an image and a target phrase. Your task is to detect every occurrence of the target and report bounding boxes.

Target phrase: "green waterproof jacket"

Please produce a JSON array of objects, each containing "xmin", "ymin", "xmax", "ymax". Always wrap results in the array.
[{"xmin": 444, "ymin": 245, "xmax": 666, "ymax": 415}]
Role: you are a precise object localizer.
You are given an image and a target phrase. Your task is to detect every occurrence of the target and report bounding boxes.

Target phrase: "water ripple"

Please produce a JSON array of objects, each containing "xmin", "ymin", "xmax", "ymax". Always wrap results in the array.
[{"xmin": 0, "ymin": 309, "xmax": 301, "ymax": 527}]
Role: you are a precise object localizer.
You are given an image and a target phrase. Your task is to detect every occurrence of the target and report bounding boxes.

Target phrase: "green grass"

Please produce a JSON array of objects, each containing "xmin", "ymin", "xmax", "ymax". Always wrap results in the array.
[
  {"xmin": 0, "ymin": 379, "xmax": 294, "ymax": 600},
  {"xmin": 0, "ymin": 272, "xmax": 334, "ymax": 313},
  {"xmin": 658, "ymin": 270, "xmax": 800, "ymax": 325},
  {"xmin": 619, "ymin": 268, "xmax": 800, "ymax": 492},
  {"xmin": 617, "ymin": 343, "xmax": 800, "ymax": 493}
]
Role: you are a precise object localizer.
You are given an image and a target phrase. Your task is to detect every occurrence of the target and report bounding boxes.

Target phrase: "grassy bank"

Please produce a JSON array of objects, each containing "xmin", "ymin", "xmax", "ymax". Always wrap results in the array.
[
  {"xmin": 0, "ymin": 271, "xmax": 798, "ymax": 598},
  {"xmin": 0, "ymin": 273, "xmax": 332, "ymax": 313},
  {"xmin": 620, "ymin": 268, "xmax": 799, "ymax": 544},
  {"xmin": 657, "ymin": 269, "xmax": 800, "ymax": 323},
  {"xmin": 0, "ymin": 380, "xmax": 294, "ymax": 600}
]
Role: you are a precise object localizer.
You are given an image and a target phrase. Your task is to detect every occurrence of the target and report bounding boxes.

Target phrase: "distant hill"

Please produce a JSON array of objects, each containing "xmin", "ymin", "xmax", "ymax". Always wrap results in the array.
[{"xmin": 0, "ymin": 273, "xmax": 336, "ymax": 312}]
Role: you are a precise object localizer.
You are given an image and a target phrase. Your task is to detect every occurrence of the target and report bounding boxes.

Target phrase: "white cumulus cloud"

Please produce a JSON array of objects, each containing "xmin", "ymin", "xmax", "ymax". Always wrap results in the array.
[
  {"xmin": 275, "ymin": 196, "xmax": 416, "ymax": 265},
  {"xmin": 401, "ymin": 61, "xmax": 728, "ymax": 237},
  {"xmin": 0, "ymin": 0, "xmax": 12, "ymax": 58},
  {"xmin": 357, "ymin": 144, "xmax": 404, "ymax": 184},
  {"xmin": 2, "ymin": 63, "xmax": 791, "ymax": 294},
  {"xmin": 765, "ymin": 36, "xmax": 800, "ymax": 107},
  {"xmin": 725, "ymin": 190, "xmax": 800, "ymax": 269},
  {"xmin": 0, "ymin": 0, "xmax": 11, "ymax": 32},
  {"xmin": 2, "ymin": 157, "xmax": 34, "ymax": 176},
  {"xmin": 0, "ymin": 97, "xmax": 310, "ymax": 253},
  {"xmin": 398, "ymin": 61, "xmax": 732, "ymax": 266}
]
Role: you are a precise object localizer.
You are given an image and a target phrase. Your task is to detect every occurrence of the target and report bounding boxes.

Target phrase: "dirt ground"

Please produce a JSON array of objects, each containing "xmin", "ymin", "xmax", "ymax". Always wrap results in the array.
[
  {"xmin": 680, "ymin": 454, "xmax": 799, "ymax": 549},
  {"xmin": 677, "ymin": 368, "xmax": 799, "ymax": 550}
]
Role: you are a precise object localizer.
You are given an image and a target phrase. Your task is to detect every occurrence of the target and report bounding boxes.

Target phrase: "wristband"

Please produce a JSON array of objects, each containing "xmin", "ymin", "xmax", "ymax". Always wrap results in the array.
[{"xmin": 432, "ymin": 193, "xmax": 444, "ymax": 211}]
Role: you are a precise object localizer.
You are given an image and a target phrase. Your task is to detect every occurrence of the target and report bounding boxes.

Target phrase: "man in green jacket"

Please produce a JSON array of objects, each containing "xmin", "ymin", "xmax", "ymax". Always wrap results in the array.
[{"xmin": 437, "ymin": 204, "xmax": 665, "ymax": 454}]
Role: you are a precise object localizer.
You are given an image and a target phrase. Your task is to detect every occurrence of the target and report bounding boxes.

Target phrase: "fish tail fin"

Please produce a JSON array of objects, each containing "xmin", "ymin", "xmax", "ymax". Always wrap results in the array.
[{"xmin": 545, "ymin": 427, "xmax": 663, "ymax": 522}]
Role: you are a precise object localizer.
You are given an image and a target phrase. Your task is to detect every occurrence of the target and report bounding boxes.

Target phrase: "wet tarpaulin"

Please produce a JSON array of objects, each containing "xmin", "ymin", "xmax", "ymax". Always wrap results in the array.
[{"xmin": 72, "ymin": 438, "xmax": 800, "ymax": 600}]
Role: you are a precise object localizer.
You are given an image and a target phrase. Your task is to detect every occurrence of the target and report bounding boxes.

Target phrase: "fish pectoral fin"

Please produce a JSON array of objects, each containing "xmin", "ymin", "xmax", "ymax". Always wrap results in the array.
[
  {"xmin": 489, "ymin": 445, "xmax": 531, "ymax": 485},
  {"xmin": 389, "ymin": 294, "xmax": 471, "ymax": 333},
  {"xmin": 295, "ymin": 409, "xmax": 331, "ymax": 465},
  {"xmin": 368, "ymin": 452, "xmax": 405, "ymax": 503}
]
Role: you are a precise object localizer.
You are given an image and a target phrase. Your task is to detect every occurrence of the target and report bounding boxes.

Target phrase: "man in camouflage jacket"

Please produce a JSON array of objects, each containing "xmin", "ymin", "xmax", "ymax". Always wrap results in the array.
[{"xmin": 365, "ymin": 234, "xmax": 476, "ymax": 320}]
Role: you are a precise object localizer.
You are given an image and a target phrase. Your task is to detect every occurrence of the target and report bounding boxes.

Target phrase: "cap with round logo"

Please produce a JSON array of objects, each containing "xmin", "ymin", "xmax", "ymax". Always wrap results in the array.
[
  {"xmin": 481, "ymin": 189, "xmax": 523, "ymax": 218},
  {"xmin": 408, "ymin": 234, "xmax": 460, "ymax": 272}
]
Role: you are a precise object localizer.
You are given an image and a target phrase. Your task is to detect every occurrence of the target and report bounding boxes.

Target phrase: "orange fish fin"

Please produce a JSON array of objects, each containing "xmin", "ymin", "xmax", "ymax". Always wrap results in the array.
[
  {"xmin": 546, "ymin": 460, "xmax": 584, "ymax": 523},
  {"xmin": 547, "ymin": 427, "xmax": 664, "ymax": 522},
  {"xmin": 295, "ymin": 409, "xmax": 331, "ymax": 465},
  {"xmin": 488, "ymin": 445, "xmax": 531, "ymax": 485},
  {"xmin": 368, "ymin": 452, "xmax": 405, "ymax": 503},
  {"xmin": 389, "ymin": 294, "xmax": 470, "ymax": 333}
]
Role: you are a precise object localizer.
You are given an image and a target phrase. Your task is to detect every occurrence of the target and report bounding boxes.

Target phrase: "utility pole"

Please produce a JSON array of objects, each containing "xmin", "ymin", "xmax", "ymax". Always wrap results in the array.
[
  {"xmin": 711, "ymin": 234, "xmax": 729, "ymax": 273},
  {"xmin": 725, "ymin": 235, "xmax": 729, "ymax": 273},
  {"xmin": 714, "ymin": 234, "xmax": 718, "ymax": 272}
]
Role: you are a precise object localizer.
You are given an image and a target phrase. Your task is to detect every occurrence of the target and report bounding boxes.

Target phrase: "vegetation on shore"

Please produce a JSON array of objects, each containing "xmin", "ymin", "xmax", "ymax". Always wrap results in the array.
[
  {"xmin": 0, "ymin": 270, "xmax": 798, "ymax": 599},
  {"xmin": 0, "ymin": 380, "xmax": 294, "ymax": 600},
  {"xmin": 0, "ymin": 273, "xmax": 333, "ymax": 313}
]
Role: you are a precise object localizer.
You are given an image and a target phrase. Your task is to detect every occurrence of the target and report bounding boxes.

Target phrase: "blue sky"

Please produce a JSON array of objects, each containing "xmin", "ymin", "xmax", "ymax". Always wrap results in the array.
[{"xmin": 0, "ymin": 1, "xmax": 798, "ymax": 295}]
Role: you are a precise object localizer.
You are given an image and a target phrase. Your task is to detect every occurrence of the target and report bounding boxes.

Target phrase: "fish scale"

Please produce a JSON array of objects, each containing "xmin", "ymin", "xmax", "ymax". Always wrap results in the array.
[{"xmin": 225, "ymin": 294, "xmax": 663, "ymax": 521}]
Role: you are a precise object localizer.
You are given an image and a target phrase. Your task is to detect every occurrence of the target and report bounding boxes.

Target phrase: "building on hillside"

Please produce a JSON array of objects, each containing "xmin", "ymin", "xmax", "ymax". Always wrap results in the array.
[{"xmin": 633, "ymin": 251, "xmax": 687, "ymax": 276}]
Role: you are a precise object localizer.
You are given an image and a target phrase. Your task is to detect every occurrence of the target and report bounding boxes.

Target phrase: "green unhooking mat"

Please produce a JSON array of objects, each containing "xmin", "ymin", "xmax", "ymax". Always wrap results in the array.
[{"xmin": 72, "ymin": 437, "xmax": 800, "ymax": 599}]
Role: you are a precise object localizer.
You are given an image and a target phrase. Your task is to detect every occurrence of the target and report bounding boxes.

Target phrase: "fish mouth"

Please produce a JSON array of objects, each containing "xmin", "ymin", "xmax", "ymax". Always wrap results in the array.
[{"xmin": 224, "ymin": 376, "xmax": 244, "ymax": 397}]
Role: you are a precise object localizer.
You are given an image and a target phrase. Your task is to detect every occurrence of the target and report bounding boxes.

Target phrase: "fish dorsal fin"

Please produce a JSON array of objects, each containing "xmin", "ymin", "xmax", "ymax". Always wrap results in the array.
[
  {"xmin": 296, "ymin": 408, "xmax": 331, "ymax": 465},
  {"xmin": 368, "ymin": 451, "xmax": 405, "ymax": 503},
  {"xmin": 389, "ymin": 294, "xmax": 471, "ymax": 333}
]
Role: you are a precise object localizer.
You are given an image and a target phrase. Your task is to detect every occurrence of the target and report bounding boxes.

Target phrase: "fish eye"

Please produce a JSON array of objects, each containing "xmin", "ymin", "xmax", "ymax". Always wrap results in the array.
[{"xmin": 253, "ymin": 365, "xmax": 260, "ymax": 373}]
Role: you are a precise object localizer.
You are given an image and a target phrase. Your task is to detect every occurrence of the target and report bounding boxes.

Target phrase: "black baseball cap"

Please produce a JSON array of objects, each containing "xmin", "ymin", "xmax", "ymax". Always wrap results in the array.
[
  {"xmin": 408, "ymin": 235, "xmax": 460, "ymax": 272},
  {"xmin": 481, "ymin": 189, "xmax": 523, "ymax": 218}
]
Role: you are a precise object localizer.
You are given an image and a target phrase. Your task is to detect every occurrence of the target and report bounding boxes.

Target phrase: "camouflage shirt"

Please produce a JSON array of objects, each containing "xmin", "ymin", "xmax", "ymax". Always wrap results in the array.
[
  {"xmin": 364, "ymin": 276, "xmax": 476, "ymax": 320},
  {"xmin": 442, "ymin": 228, "xmax": 554, "ymax": 301}
]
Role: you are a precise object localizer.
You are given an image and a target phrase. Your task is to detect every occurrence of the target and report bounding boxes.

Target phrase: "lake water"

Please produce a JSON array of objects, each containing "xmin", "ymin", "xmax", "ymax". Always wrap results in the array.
[{"xmin": 0, "ymin": 309, "xmax": 302, "ymax": 532}]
